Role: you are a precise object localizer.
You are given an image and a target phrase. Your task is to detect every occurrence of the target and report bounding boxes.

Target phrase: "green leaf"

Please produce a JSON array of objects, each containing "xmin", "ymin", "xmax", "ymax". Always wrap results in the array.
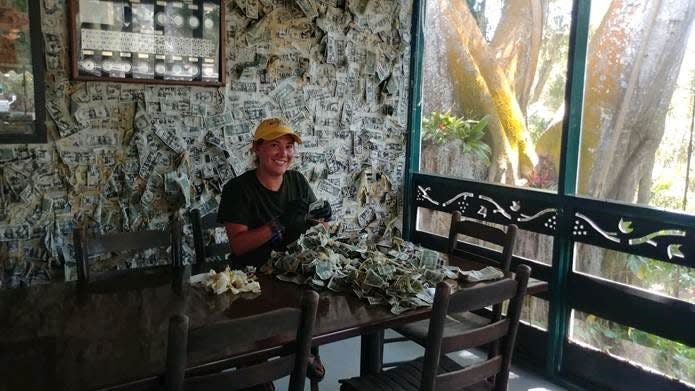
[{"xmin": 421, "ymin": 111, "xmax": 492, "ymax": 164}]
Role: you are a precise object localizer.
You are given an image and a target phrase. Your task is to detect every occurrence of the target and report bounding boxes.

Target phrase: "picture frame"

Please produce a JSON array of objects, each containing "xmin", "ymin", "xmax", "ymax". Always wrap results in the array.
[
  {"xmin": 68, "ymin": 0, "xmax": 225, "ymax": 86},
  {"xmin": 0, "ymin": 1, "xmax": 47, "ymax": 144}
]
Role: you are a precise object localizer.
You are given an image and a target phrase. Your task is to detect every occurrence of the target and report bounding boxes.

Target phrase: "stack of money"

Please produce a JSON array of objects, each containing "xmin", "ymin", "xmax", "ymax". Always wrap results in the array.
[{"xmin": 266, "ymin": 223, "xmax": 463, "ymax": 315}]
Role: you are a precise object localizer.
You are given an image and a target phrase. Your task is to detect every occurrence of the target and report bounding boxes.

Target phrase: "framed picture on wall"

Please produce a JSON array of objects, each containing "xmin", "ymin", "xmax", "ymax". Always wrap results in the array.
[
  {"xmin": 68, "ymin": 0, "xmax": 224, "ymax": 86},
  {"xmin": 0, "ymin": 1, "xmax": 47, "ymax": 144}
]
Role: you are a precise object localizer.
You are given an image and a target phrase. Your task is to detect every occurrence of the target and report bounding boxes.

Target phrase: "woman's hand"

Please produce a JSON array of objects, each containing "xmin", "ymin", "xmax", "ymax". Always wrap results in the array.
[
  {"xmin": 278, "ymin": 199, "xmax": 310, "ymax": 243},
  {"xmin": 309, "ymin": 200, "xmax": 332, "ymax": 221}
]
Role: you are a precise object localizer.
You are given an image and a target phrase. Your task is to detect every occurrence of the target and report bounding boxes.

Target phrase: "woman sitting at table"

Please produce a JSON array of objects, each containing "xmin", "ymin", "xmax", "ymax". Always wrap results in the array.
[
  {"xmin": 217, "ymin": 117, "xmax": 332, "ymax": 266},
  {"xmin": 217, "ymin": 117, "xmax": 331, "ymax": 386}
]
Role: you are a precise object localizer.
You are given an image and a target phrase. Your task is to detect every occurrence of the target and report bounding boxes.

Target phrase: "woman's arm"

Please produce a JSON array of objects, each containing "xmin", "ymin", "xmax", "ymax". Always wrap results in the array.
[{"xmin": 224, "ymin": 222, "xmax": 273, "ymax": 256}]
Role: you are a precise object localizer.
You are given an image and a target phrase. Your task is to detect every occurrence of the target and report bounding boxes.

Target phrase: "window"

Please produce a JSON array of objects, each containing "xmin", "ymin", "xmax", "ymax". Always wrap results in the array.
[
  {"xmin": 419, "ymin": 0, "xmax": 571, "ymax": 189},
  {"xmin": 570, "ymin": 310, "xmax": 695, "ymax": 386},
  {"xmin": 570, "ymin": 2, "xmax": 695, "ymax": 382},
  {"xmin": 578, "ymin": 2, "xmax": 695, "ymax": 214},
  {"xmin": 408, "ymin": 0, "xmax": 695, "ymax": 389},
  {"xmin": 574, "ymin": 245, "xmax": 695, "ymax": 305},
  {"xmin": 416, "ymin": 0, "xmax": 570, "ymax": 274},
  {"xmin": 0, "ymin": 1, "xmax": 46, "ymax": 143}
]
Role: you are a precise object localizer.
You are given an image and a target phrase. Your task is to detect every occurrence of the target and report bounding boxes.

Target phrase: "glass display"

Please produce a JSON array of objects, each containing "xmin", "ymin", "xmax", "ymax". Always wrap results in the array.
[
  {"xmin": 0, "ymin": 1, "xmax": 45, "ymax": 142},
  {"xmin": 71, "ymin": 0, "xmax": 223, "ymax": 85}
]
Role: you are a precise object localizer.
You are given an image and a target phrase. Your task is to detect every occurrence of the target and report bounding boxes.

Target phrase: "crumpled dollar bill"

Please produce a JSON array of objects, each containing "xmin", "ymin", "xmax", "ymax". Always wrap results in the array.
[
  {"xmin": 266, "ymin": 223, "xmax": 461, "ymax": 315},
  {"xmin": 459, "ymin": 266, "xmax": 504, "ymax": 282},
  {"xmin": 191, "ymin": 266, "xmax": 261, "ymax": 295}
]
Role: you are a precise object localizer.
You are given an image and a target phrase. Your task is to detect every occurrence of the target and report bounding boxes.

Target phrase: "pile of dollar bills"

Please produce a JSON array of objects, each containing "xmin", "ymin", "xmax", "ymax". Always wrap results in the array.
[{"xmin": 265, "ymin": 224, "xmax": 463, "ymax": 314}]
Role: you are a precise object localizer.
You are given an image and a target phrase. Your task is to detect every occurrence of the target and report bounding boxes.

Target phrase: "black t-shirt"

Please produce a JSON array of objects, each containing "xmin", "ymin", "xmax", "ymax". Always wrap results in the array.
[{"xmin": 217, "ymin": 169, "xmax": 317, "ymax": 267}]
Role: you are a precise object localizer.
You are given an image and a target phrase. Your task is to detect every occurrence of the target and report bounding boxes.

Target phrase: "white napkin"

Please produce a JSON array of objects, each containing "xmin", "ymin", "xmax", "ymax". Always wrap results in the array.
[
  {"xmin": 190, "ymin": 267, "xmax": 261, "ymax": 295},
  {"xmin": 189, "ymin": 273, "xmax": 208, "ymax": 285}
]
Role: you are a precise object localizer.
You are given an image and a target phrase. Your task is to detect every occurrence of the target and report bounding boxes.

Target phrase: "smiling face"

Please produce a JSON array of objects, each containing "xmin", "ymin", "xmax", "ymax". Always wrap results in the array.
[{"xmin": 253, "ymin": 134, "xmax": 296, "ymax": 178}]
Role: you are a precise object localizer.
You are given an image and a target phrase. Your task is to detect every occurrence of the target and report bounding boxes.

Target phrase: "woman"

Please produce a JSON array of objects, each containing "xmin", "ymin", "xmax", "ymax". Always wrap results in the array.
[
  {"xmin": 217, "ymin": 118, "xmax": 331, "ymax": 387},
  {"xmin": 217, "ymin": 117, "xmax": 331, "ymax": 267}
]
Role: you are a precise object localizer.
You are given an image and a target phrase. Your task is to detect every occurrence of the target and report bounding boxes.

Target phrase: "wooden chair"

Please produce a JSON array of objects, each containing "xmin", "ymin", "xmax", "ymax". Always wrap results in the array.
[
  {"xmin": 164, "ymin": 290, "xmax": 319, "ymax": 391},
  {"xmin": 446, "ymin": 211, "xmax": 518, "ymax": 272},
  {"xmin": 189, "ymin": 209, "xmax": 232, "ymax": 274},
  {"xmin": 73, "ymin": 219, "xmax": 183, "ymax": 284},
  {"xmin": 384, "ymin": 212, "xmax": 518, "ymax": 366},
  {"xmin": 340, "ymin": 264, "xmax": 531, "ymax": 391},
  {"xmin": 446, "ymin": 212, "xmax": 519, "ymax": 346},
  {"xmin": 189, "ymin": 209, "xmax": 325, "ymax": 391}
]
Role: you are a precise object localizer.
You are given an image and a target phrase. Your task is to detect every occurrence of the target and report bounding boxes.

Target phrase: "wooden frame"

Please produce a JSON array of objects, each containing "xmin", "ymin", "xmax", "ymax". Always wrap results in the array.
[
  {"xmin": 67, "ymin": 0, "xmax": 225, "ymax": 86},
  {"xmin": 0, "ymin": 0, "xmax": 47, "ymax": 144}
]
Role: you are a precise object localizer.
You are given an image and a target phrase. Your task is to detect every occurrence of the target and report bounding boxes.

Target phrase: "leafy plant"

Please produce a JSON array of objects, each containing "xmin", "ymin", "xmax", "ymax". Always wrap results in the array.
[{"xmin": 421, "ymin": 112, "xmax": 492, "ymax": 164}]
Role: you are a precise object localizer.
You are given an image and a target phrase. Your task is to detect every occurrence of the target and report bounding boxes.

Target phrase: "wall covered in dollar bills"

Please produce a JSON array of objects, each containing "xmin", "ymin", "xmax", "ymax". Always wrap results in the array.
[{"xmin": 0, "ymin": 0, "xmax": 412, "ymax": 287}]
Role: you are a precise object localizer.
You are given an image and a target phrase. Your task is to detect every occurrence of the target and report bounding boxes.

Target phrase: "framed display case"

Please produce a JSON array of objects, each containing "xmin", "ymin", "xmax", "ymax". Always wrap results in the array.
[
  {"xmin": 0, "ymin": 1, "xmax": 47, "ymax": 144},
  {"xmin": 68, "ymin": 0, "xmax": 224, "ymax": 86}
]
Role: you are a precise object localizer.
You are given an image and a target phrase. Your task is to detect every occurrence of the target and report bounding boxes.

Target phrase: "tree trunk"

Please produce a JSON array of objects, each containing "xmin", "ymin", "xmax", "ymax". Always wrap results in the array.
[
  {"xmin": 529, "ymin": 60, "xmax": 552, "ymax": 107},
  {"xmin": 441, "ymin": 0, "xmax": 539, "ymax": 181},
  {"xmin": 539, "ymin": 0, "xmax": 695, "ymax": 199},
  {"xmin": 491, "ymin": 0, "xmax": 544, "ymax": 113},
  {"xmin": 421, "ymin": 0, "xmax": 457, "ymax": 115},
  {"xmin": 418, "ymin": 141, "xmax": 488, "ymax": 236}
]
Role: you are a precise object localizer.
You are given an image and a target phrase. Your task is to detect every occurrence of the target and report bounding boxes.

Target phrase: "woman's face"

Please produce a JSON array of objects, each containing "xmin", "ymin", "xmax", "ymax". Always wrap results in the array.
[{"xmin": 254, "ymin": 135, "xmax": 296, "ymax": 177}]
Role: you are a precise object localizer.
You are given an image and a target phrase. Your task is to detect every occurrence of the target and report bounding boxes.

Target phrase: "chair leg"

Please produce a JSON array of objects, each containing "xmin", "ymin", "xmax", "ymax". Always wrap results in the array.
[
  {"xmin": 308, "ymin": 345, "xmax": 325, "ymax": 389},
  {"xmin": 360, "ymin": 330, "xmax": 384, "ymax": 376}
]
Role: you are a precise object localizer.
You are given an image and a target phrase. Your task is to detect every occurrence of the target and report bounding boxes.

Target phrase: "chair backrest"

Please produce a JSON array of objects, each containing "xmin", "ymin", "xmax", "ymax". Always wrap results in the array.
[
  {"xmin": 165, "ymin": 290, "xmax": 319, "ymax": 391},
  {"xmin": 420, "ymin": 264, "xmax": 531, "ymax": 391},
  {"xmin": 189, "ymin": 209, "xmax": 231, "ymax": 268},
  {"xmin": 73, "ymin": 219, "xmax": 183, "ymax": 283},
  {"xmin": 447, "ymin": 211, "xmax": 518, "ymax": 273}
]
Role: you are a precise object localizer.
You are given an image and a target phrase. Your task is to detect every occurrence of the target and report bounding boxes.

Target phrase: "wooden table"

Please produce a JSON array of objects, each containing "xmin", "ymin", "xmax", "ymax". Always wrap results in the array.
[{"xmin": 0, "ymin": 262, "xmax": 547, "ymax": 391}]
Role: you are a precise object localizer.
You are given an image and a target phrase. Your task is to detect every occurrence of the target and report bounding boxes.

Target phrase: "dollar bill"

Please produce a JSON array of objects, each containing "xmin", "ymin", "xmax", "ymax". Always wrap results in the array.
[
  {"xmin": 460, "ymin": 266, "xmax": 505, "ymax": 282},
  {"xmin": 315, "ymin": 259, "xmax": 333, "ymax": 280},
  {"xmin": 295, "ymin": 0, "xmax": 318, "ymax": 19},
  {"xmin": 206, "ymin": 111, "xmax": 234, "ymax": 129},
  {"xmin": 266, "ymin": 224, "xmax": 472, "ymax": 315},
  {"xmin": 276, "ymin": 272, "xmax": 306, "ymax": 285}
]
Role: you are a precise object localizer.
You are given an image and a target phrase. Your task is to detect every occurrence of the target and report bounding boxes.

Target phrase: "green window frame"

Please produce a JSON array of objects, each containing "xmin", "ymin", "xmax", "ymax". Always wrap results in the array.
[{"xmin": 403, "ymin": 1, "xmax": 695, "ymax": 389}]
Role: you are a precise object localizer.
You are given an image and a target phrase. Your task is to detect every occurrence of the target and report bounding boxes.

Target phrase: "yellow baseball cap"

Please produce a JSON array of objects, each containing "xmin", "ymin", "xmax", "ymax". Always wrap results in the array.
[{"xmin": 254, "ymin": 118, "xmax": 303, "ymax": 144}]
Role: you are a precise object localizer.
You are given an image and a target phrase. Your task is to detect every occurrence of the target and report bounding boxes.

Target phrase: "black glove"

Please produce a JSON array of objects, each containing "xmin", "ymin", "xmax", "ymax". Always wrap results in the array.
[
  {"xmin": 277, "ymin": 199, "xmax": 310, "ymax": 244},
  {"xmin": 309, "ymin": 200, "xmax": 332, "ymax": 221}
]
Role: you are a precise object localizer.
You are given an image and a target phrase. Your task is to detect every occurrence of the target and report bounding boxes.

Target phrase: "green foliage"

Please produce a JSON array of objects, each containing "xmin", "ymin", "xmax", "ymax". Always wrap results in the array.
[
  {"xmin": 581, "ymin": 313, "xmax": 695, "ymax": 383},
  {"xmin": 593, "ymin": 253, "xmax": 695, "ymax": 382},
  {"xmin": 421, "ymin": 112, "xmax": 492, "ymax": 164},
  {"xmin": 650, "ymin": 180, "xmax": 684, "ymax": 211},
  {"xmin": 546, "ymin": 75, "xmax": 566, "ymax": 109},
  {"xmin": 626, "ymin": 254, "xmax": 648, "ymax": 279},
  {"xmin": 628, "ymin": 329, "xmax": 695, "ymax": 381}
]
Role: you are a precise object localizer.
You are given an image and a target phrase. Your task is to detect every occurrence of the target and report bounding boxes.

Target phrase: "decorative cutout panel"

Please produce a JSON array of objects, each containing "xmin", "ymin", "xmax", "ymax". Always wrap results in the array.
[
  {"xmin": 412, "ymin": 174, "xmax": 694, "ymax": 268},
  {"xmin": 413, "ymin": 177, "xmax": 557, "ymax": 236},
  {"xmin": 570, "ymin": 208, "xmax": 693, "ymax": 267}
]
